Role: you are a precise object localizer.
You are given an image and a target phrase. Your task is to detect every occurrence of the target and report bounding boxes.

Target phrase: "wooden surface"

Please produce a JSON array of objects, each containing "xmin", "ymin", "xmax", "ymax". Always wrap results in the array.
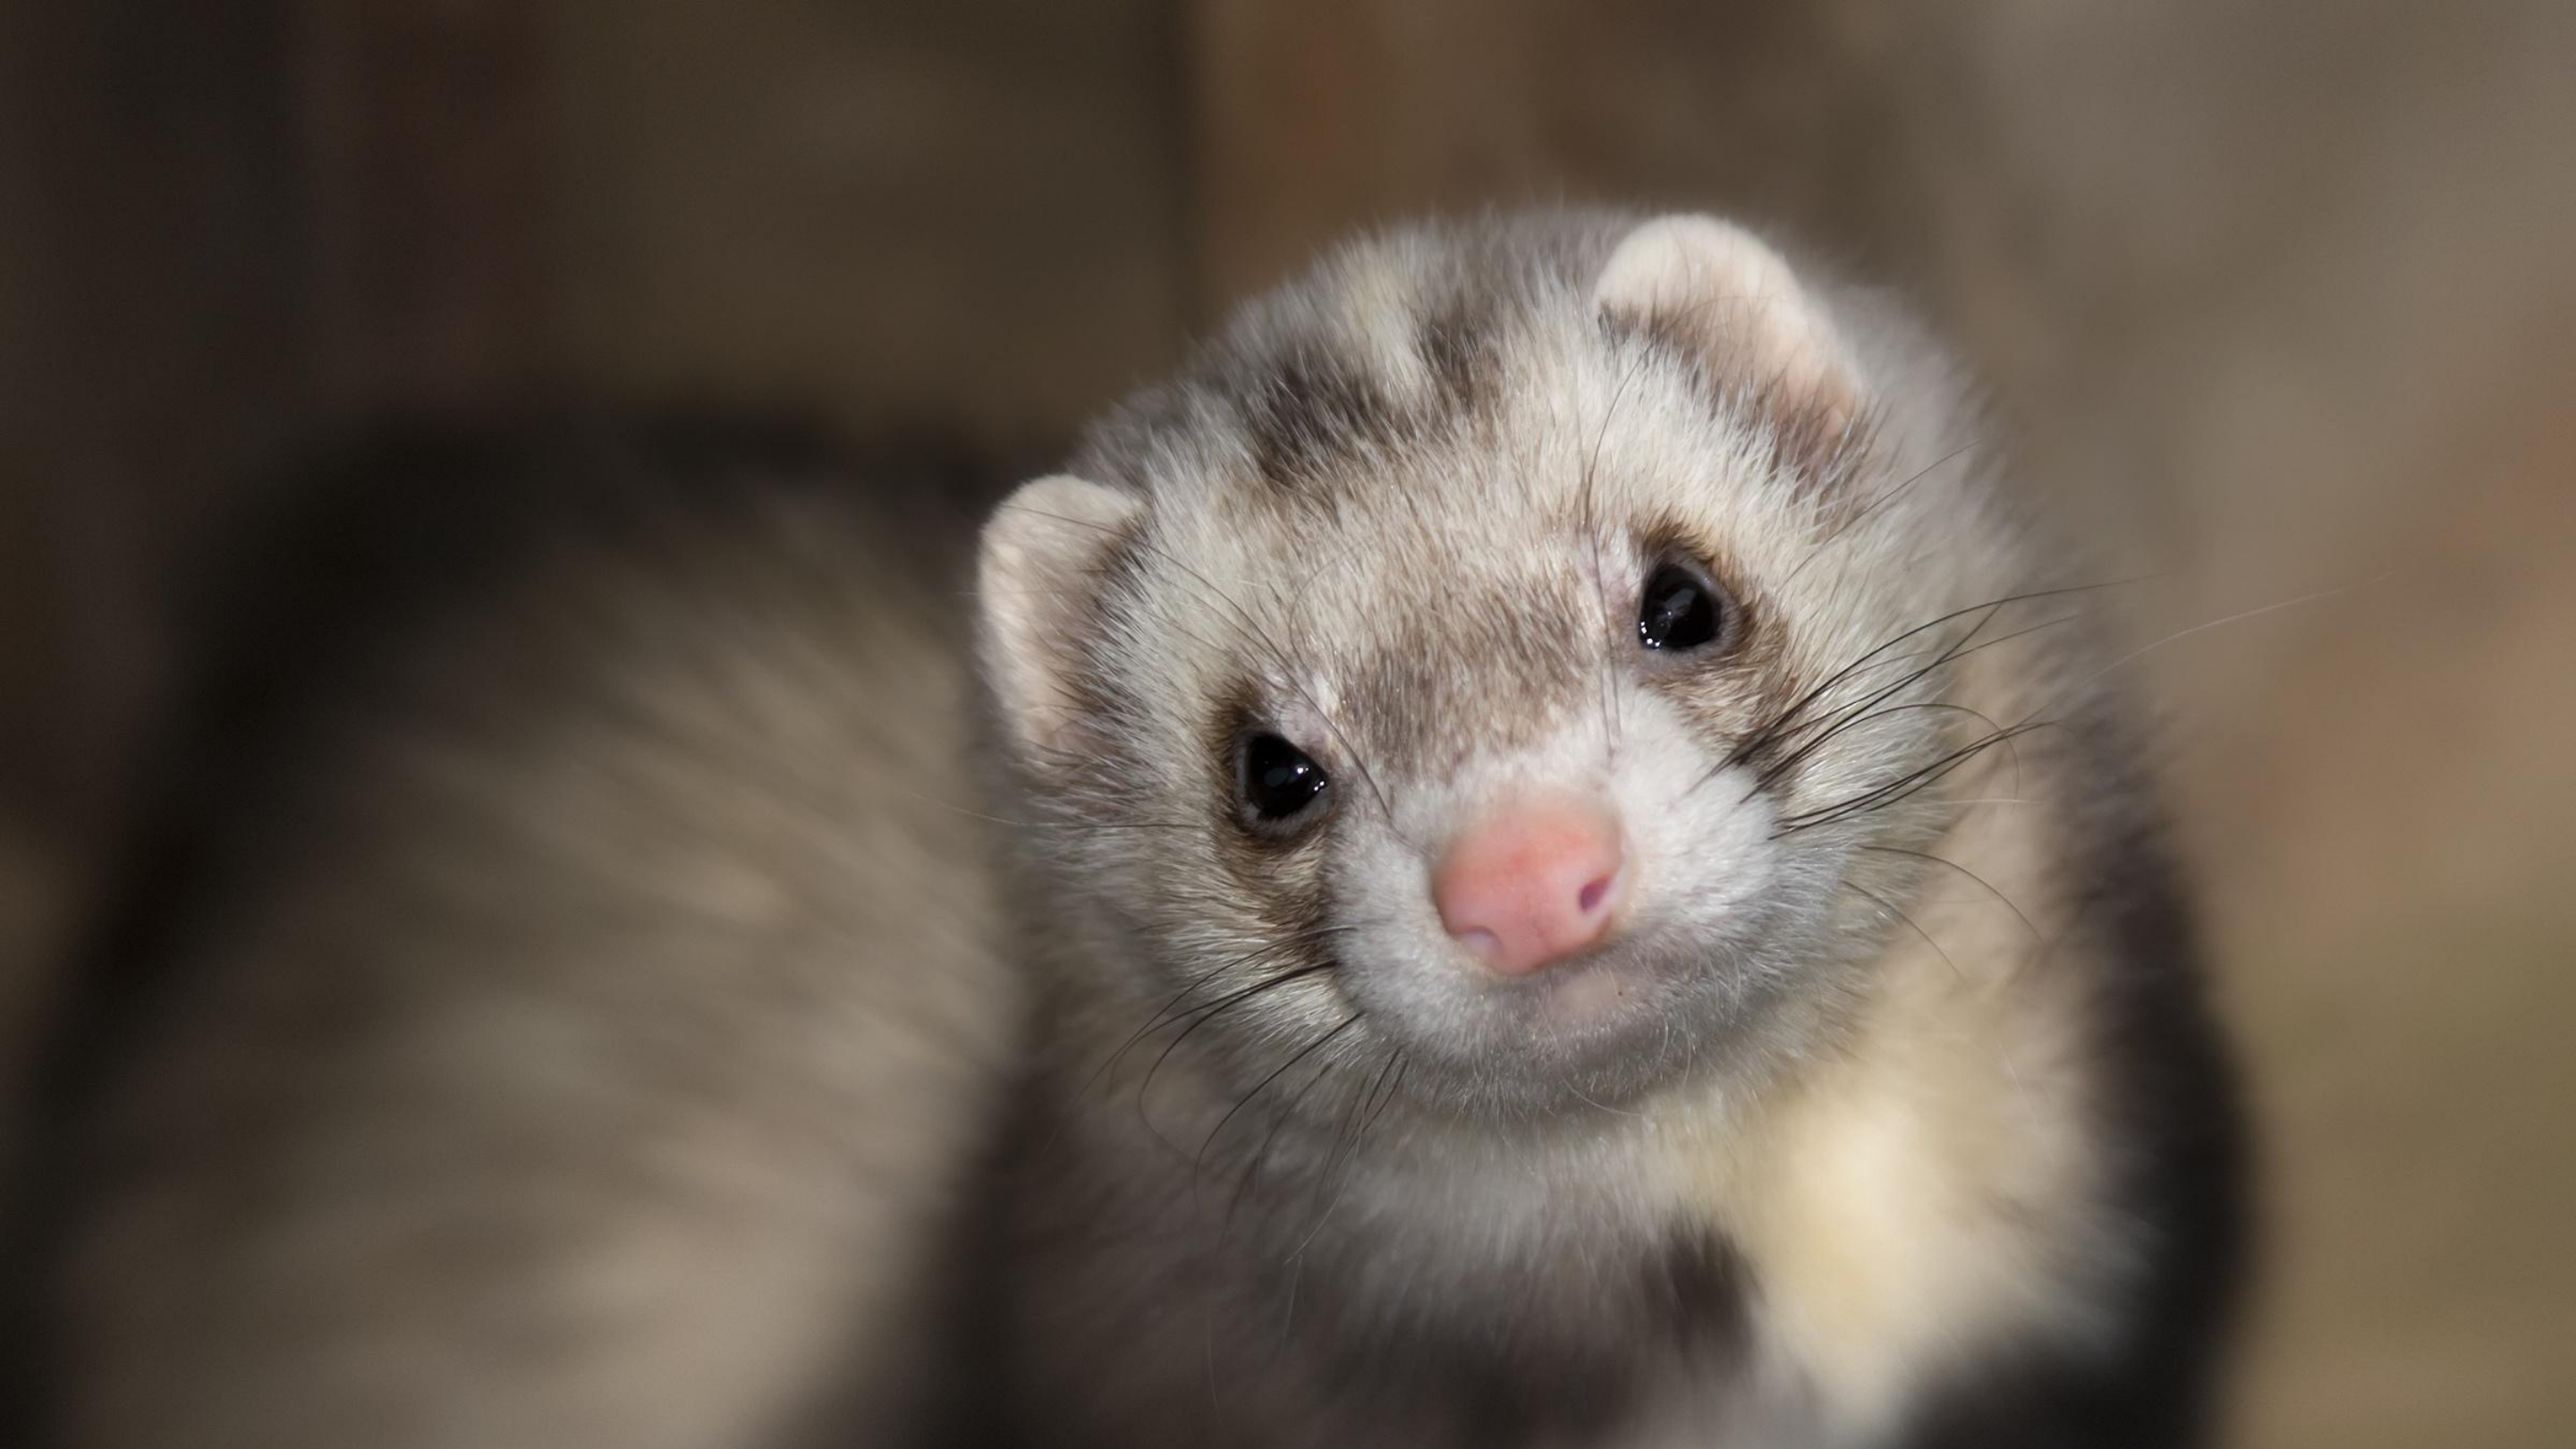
[{"xmin": 4, "ymin": 2, "xmax": 2571, "ymax": 1443}]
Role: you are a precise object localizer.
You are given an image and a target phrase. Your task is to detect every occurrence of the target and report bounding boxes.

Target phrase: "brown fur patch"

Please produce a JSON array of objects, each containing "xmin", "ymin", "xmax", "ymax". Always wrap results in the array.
[
  {"xmin": 1243, "ymin": 352, "xmax": 1403, "ymax": 493},
  {"xmin": 1415, "ymin": 298, "xmax": 1497, "ymax": 416},
  {"xmin": 1340, "ymin": 571, "xmax": 1592, "ymax": 777}
]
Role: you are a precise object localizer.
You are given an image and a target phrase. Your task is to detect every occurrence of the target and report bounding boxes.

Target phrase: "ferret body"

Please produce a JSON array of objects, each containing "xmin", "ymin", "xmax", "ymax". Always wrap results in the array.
[
  {"xmin": 13, "ymin": 428, "xmax": 1025, "ymax": 1449},
  {"xmin": 14, "ymin": 211, "xmax": 2243, "ymax": 1449},
  {"xmin": 975, "ymin": 211, "xmax": 2243, "ymax": 1447}
]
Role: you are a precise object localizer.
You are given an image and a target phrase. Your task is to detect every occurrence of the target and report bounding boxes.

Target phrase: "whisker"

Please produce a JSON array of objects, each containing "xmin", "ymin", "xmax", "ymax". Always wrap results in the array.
[
  {"xmin": 1584, "ymin": 343, "xmax": 1657, "ymax": 759},
  {"xmin": 1301, "ymin": 1046, "xmax": 1398, "ymax": 1220},
  {"xmin": 1711, "ymin": 615, "xmax": 1997, "ymax": 801},
  {"xmin": 1199, "ymin": 1013, "xmax": 1364, "ymax": 1212},
  {"xmin": 1287, "ymin": 1049, "xmax": 1407, "ymax": 1261},
  {"xmin": 1767, "ymin": 578, "xmax": 2360, "ymax": 837},
  {"xmin": 1075, "ymin": 926, "xmax": 1359, "ymax": 1106},
  {"xmin": 1849, "ymin": 880, "xmax": 1963, "ymax": 983},
  {"xmin": 1747, "ymin": 583, "xmax": 2059, "ymax": 775},
  {"xmin": 2053, "ymin": 580, "xmax": 2366, "ymax": 705},
  {"xmin": 1218, "ymin": 1026, "xmax": 1368, "ymax": 1234},
  {"xmin": 1568, "ymin": 1084, "xmax": 1645, "ymax": 1118},
  {"xmin": 1135, "ymin": 963, "xmax": 1337, "ymax": 1149},
  {"xmin": 1745, "ymin": 699, "xmax": 2019, "ymax": 805},
  {"xmin": 1779, "ymin": 436, "xmax": 1981, "ymax": 589},
  {"xmin": 1774, "ymin": 720, "xmax": 2053, "ymax": 835},
  {"xmin": 1711, "ymin": 579, "xmax": 2142, "ymax": 792},
  {"xmin": 1860, "ymin": 843, "xmax": 2044, "ymax": 949}
]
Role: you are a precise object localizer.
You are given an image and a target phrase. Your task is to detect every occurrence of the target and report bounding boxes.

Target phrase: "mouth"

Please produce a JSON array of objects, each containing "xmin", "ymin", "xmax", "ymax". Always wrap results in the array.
[
  {"xmin": 1527, "ymin": 951, "xmax": 1662, "ymax": 1024},
  {"xmin": 1347, "ymin": 935, "xmax": 1733, "ymax": 1109}
]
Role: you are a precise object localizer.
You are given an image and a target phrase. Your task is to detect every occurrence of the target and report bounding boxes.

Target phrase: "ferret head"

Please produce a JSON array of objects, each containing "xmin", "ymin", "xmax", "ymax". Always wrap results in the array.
[{"xmin": 978, "ymin": 211, "xmax": 2022, "ymax": 1117}]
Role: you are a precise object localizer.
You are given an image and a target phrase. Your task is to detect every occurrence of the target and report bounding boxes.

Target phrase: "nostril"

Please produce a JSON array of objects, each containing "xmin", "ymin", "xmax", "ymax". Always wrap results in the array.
[
  {"xmin": 1576, "ymin": 872, "xmax": 1615, "ymax": 917},
  {"xmin": 1453, "ymin": 927, "xmax": 1504, "ymax": 966}
]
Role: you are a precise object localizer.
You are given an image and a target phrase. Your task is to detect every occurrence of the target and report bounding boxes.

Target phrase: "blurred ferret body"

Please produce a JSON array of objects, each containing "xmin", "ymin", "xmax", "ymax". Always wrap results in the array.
[
  {"xmin": 13, "ymin": 212, "xmax": 2244, "ymax": 1447},
  {"xmin": 14, "ymin": 428, "xmax": 1023, "ymax": 1448}
]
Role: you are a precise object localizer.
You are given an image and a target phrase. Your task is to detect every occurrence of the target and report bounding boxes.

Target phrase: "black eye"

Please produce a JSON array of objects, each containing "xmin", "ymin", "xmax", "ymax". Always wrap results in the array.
[
  {"xmin": 1239, "ymin": 733, "xmax": 1330, "ymax": 825},
  {"xmin": 1638, "ymin": 562, "xmax": 1725, "ymax": 651}
]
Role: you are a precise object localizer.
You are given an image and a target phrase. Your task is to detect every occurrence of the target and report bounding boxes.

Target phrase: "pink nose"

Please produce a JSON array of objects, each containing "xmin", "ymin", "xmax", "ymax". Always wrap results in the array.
[{"xmin": 1431, "ymin": 794, "xmax": 1627, "ymax": 976}]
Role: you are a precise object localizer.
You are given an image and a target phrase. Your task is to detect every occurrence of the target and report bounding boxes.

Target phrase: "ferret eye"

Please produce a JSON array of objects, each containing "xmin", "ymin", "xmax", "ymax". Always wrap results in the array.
[
  {"xmin": 1638, "ymin": 562, "xmax": 1724, "ymax": 651},
  {"xmin": 1239, "ymin": 733, "xmax": 1329, "ymax": 824}
]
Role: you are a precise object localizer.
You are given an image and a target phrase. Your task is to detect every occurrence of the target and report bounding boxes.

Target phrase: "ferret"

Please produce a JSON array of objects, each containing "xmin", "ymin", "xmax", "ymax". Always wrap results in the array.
[
  {"xmin": 973, "ymin": 210, "xmax": 2244, "ymax": 1447},
  {"xmin": 11, "ymin": 209, "xmax": 2244, "ymax": 1449}
]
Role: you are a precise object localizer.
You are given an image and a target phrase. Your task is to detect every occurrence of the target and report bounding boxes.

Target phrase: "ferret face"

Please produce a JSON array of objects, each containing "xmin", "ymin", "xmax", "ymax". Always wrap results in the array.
[{"xmin": 980, "ymin": 213, "xmax": 2013, "ymax": 1116}]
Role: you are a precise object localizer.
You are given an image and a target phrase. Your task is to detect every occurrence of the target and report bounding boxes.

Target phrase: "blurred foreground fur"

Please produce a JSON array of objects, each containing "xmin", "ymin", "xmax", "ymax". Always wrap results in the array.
[{"xmin": 7, "ymin": 419, "xmax": 1026, "ymax": 1447}]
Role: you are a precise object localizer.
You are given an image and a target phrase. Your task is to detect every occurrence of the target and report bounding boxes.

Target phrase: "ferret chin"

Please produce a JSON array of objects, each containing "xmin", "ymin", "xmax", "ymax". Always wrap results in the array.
[{"xmin": 975, "ymin": 208, "xmax": 2247, "ymax": 1448}]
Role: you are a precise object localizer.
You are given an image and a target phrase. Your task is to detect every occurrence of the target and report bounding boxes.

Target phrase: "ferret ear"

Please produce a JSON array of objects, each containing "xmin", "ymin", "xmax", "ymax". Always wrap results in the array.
[
  {"xmin": 1594, "ymin": 215, "xmax": 1860, "ymax": 444},
  {"xmin": 977, "ymin": 473, "xmax": 1144, "ymax": 764}
]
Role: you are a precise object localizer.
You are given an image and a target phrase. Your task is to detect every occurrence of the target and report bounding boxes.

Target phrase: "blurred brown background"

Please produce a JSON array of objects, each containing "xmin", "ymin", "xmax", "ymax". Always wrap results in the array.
[{"xmin": 3, "ymin": 2, "xmax": 2570, "ymax": 1444}]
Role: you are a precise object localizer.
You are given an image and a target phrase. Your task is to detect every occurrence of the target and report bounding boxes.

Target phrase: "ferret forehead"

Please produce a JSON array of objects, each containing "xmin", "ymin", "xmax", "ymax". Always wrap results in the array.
[
  {"xmin": 1128, "ymin": 494, "xmax": 1600, "ymax": 770},
  {"xmin": 1151, "ymin": 326, "xmax": 1809, "ymax": 589},
  {"xmin": 1106, "ymin": 310, "xmax": 1816, "ymax": 663},
  {"xmin": 1083, "ymin": 217, "xmax": 1614, "ymax": 506}
]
